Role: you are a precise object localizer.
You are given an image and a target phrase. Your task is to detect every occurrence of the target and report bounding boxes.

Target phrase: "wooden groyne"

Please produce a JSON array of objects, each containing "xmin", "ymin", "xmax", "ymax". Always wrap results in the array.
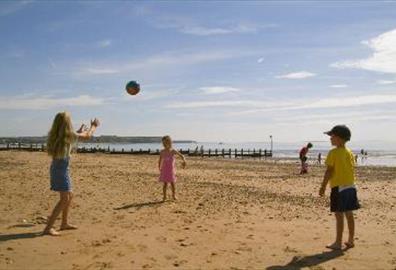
[{"xmin": 0, "ymin": 143, "xmax": 272, "ymax": 158}]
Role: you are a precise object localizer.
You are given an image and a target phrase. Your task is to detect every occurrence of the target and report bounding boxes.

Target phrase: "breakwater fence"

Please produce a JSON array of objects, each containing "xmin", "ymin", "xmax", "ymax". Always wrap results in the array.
[{"xmin": 0, "ymin": 143, "xmax": 272, "ymax": 159}]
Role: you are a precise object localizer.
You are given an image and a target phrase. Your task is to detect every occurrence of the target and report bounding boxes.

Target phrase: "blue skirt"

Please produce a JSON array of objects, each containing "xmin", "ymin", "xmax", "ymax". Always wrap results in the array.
[{"xmin": 50, "ymin": 158, "xmax": 72, "ymax": 192}]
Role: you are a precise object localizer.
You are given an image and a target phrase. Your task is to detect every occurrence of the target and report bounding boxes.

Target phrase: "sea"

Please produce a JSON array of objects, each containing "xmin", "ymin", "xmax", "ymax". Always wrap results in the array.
[{"xmin": 76, "ymin": 141, "xmax": 396, "ymax": 167}]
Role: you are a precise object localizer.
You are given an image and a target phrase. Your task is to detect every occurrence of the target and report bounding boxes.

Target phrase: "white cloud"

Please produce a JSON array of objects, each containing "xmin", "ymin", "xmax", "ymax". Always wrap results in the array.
[
  {"xmin": 125, "ymin": 89, "xmax": 178, "ymax": 101},
  {"xmin": 0, "ymin": 95, "xmax": 104, "ymax": 110},
  {"xmin": 273, "ymin": 110, "xmax": 396, "ymax": 126},
  {"xmin": 167, "ymin": 94, "xmax": 396, "ymax": 114},
  {"xmin": 200, "ymin": 86, "xmax": 240, "ymax": 95},
  {"xmin": 330, "ymin": 84, "xmax": 348, "ymax": 88},
  {"xmin": 81, "ymin": 68, "xmax": 120, "ymax": 75},
  {"xmin": 276, "ymin": 71, "xmax": 316, "ymax": 79},
  {"xmin": 180, "ymin": 23, "xmax": 263, "ymax": 36},
  {"xmin": 0, "ymin": 1, "xmax": 33, "ymax": 16},
  {"xmin": 331, "ymin": 28, "xmax": 396, "ymax": 74},
  {"xmin": 151, "ymin": 15, "xmax": 276, "ymax": 36},
  {"xmin": 257, "ymin": 57, "xmax": 265, "ymax": 63},
  {"xmin": 377, "ymin": 80, "xmax": 396, "ymax": 85},
  {"xmin": 96, "ymin": 39, "xmax": 112, "ymax": 48},
  {"xmin": 297, "ymin": 94, "xmax": 396, "ymax": 110},
  {"xmin": 75, "ymin": 49, "xmax": 257, "ymax": 77},
  {"xmin": 166, "ymin": 100, "xmax": 293, "ymax": 109}
]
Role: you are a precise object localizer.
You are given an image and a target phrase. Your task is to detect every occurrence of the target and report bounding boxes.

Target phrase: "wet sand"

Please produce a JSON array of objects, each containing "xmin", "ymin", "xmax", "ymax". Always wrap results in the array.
[{"xmin": 0, "ymin": 151, "xmax": 395, "ymax": 269}]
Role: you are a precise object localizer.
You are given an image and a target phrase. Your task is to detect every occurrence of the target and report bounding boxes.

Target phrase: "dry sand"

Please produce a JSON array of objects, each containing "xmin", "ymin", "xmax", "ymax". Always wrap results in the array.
[{"xmin": 0, "ymin": 151, "xmax": 395, "ymax": 270}]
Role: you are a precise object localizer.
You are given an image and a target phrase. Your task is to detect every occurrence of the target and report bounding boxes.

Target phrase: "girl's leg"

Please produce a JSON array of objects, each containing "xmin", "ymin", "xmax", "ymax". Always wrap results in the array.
[
  {"xmin": 43, "ymin": 192, "xmax": 69, "ymax": 236},
  {"xmin": 326, "ymin": 212, "xmax": 344, "ymax": 250},
  {"xmin": 60, "ymin": 192, "xmax": 77, "ymax": 230},
  {"xmin": 344, "ymin": 211, "xmax": 355, "ymax": 248},
  {"xmin": 171, "ymin": 183, "xmax": 177, "ymax": 200},
  {"xmin": 162, "ymin": 183, "xmax": 168, "ymax": 202}
]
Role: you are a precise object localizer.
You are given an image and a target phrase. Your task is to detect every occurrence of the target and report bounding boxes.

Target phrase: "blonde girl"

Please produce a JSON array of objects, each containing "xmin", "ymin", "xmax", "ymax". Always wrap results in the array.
[{"xmin": 43, "ymin": 112, "xmax": 99, "ymax": 236}]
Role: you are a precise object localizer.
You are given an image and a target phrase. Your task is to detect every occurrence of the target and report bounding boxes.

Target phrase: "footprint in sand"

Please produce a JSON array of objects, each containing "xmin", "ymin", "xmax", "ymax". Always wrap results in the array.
[
  {"xmin": 283, "ymin": 246, "xmax": 298, "ymax": 253},
  {"xmin": 156, "ymin": 236, "xmax": 167, "ymax": 243},
  {"xmin": 246, "ymin": 234, "xmax": 254, "ymax": 240},
  {"xmin": 137, "ymin": 244, "xmax": 148, "ymax": 252},
  {"xmin": 173, "ymin": 260, "xmax": 187, "ymax": 267},
  {"xmin": 165, "ymin": 254, "xmax": 177, "ymax": 260}
]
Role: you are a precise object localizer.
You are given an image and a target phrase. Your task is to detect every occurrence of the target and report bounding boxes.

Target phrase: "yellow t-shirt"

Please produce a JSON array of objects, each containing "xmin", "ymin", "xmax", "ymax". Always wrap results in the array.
[{"xmin": 325, "ymin": 147, "xmax": 355, "ymax": 188}]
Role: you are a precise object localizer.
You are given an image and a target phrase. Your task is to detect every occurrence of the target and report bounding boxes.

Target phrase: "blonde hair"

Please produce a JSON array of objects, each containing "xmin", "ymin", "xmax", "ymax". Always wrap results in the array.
[
  {"xmin": 162, "ymin": 135, "xmax": 172, "ymax": 148},
  {"xmin": 47, "ymin": 112, "xmax": 75, "ymax": 159}
]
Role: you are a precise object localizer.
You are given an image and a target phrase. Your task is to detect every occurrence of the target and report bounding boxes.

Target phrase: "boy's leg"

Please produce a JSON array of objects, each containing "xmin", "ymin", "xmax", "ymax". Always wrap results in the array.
[
  {"xmin": 162, "ymin": 183, "xmax": 168, "ymax": 201},
  {"xmin": 60, "ymin": 192, "xmax": 77, "ymax": 230},
  {"xmin": 326, "ymin": 212, "xmax": 344, "ymax": 250},
  {"xmin": 171, "ymin": 183, "xmax": 177, "ymax": 200},
  {"xmin": 43, "ymin": 191, "xmax": 69, "ymax": 236},
  {"xmin": 344, "ymin": 211, "xmax": 355, "ymax": 248}
]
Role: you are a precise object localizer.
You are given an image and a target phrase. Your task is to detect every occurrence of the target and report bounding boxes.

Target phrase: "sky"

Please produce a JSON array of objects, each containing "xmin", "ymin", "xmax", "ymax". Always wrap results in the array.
[{"xmin": 1, "ymin": 1, "xmax": 396, "ymax": 144}]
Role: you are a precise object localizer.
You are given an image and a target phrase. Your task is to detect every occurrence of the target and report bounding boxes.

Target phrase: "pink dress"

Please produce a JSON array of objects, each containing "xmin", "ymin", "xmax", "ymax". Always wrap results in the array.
[{"xmin": 159, "ymin": 150, "xmax": 176, "ymax": 183}]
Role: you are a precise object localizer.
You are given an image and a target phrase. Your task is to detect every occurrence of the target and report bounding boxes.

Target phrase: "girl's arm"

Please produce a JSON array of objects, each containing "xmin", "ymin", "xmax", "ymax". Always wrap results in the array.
[
  {"xmin": 173, "ymin": 149, "xmax": 186, "ymax": 169},
  {"xmin": 76, "ymin": 124, "xmax": 88, "ymax": 134},
  {"xmin": 76, "ymin": 118, "xmax": 100, "ymax": 141},
  {"xmin": 319, "ymin": 166, "xmax": 333, "ymax": 196},
  {"xmin": 158, "ymin": 152, "xmax": 163, "ymax": 171}
]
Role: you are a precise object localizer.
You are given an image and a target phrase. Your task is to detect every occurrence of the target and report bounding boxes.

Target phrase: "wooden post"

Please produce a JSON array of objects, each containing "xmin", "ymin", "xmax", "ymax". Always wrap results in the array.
[
  {"xmin": 222, "ymin": 149, "xmax": 225, "ymax": 157},
  {"xmin": 234, "ymin": 149, "xmax": 237, "ymax": 158},
  {"xmin": 208, "ymin": 149, "xmax": 211, "ymax": 157},
  {"xmin": 229, "ymin": 149, "xmax": 231, "ymax": 158},
  {"xmin": 264, "ymin": 149, "xmax": 267, "ymax": 156},
  {"xmin": 241, "ymin": 149, "xmax": 244, "ymax": 159},
  {"xmin": 215, "ymin": 149, "xmax": 218, "ymax": 156}
]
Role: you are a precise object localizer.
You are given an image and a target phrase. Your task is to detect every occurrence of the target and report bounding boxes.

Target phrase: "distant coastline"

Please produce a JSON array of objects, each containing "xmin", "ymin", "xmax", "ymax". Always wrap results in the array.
[{"xmin": 0, "ymin": 136, "xmax": 196, "ymax": 144}]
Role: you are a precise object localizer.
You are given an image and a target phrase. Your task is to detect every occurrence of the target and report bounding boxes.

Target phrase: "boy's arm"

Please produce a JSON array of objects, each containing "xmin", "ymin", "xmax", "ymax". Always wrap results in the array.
[{"xmin": 319, "ymin": 166, "xmax": 333, "ymax": 196}]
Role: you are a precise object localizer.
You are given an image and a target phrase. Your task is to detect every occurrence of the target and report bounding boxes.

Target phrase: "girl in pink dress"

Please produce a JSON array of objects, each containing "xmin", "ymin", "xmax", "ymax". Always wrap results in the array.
[{"xmin": 159, "ymin": 136, "xmax": 186, "ymax": 201}]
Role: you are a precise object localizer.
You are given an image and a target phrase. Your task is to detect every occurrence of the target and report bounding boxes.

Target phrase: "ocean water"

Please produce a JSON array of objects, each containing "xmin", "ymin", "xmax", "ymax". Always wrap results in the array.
[{"xmin": 77, "ymin": 141, "xmax": 396, "ymax": 167}]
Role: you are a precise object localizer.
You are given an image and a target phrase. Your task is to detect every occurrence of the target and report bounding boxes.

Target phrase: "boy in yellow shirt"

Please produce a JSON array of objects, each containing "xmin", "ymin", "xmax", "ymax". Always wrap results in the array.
[{"xmin": 319, "ymin": 125, "xmax": 360, "ymax": 250}]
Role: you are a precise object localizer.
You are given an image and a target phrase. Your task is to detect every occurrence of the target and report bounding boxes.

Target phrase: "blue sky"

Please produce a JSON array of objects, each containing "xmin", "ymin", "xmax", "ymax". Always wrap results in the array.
[{"xmin": 1, "ymin": 1, "xmax": 396, "ymax": 143}]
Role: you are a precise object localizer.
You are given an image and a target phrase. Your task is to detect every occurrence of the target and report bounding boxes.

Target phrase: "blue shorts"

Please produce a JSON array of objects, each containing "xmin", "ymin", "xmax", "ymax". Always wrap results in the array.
[
  {"xmin": 330, "ymin": 186, "xmax": 360, "ymax": 212},
  {"xmin": 50, "ymin": 158, "xmax": 72, "ymax": 192}
]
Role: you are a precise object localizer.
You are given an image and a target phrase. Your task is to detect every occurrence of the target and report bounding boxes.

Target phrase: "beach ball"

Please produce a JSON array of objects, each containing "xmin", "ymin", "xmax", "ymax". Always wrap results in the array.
[{"xmin": 126, "ymin": 81, "xmax": 140, "ymax": 95}]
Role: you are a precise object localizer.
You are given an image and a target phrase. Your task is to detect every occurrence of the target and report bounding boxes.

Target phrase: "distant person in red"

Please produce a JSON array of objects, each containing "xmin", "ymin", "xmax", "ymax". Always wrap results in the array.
[{"xmin": 299, "ymin": 142, "xmax": 313, "ymax": 174}]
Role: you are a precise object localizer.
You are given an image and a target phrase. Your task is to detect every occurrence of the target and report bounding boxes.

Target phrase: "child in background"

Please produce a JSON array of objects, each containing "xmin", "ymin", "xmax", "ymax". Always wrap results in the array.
[
  {"xmin": 319, "ymin": 125, "xmax": 360, "ymax": 250},
  {"xmin": 299, "ymin": 142, "xmax": 313, "ymax": 174},
  {"xmin": 43, "ymin": 112, "xmax": 100, "ymax": 236},
  {"xmin": 158, "ymin": 136, "xmax": 186, "ymax": 201}
]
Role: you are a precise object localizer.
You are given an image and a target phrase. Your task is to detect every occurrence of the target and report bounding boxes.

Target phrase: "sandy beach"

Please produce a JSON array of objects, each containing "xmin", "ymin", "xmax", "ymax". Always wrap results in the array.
[{"xmin": 0, "ymin": 151, "xmax": 395, "ymax": 270}]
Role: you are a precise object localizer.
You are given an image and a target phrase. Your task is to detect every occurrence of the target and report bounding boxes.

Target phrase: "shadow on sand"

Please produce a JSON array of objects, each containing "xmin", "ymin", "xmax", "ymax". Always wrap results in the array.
[
  {"xmin": 266, "ymin": 249, "xmax": 344, "ymax": 270},
  {"xmin": 114, "ymin": 201, "xmax": 164, "ymax": 210},
  {"xmin": 0, "ymin": 232, "xmax": 42, "ymax": 242}
]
